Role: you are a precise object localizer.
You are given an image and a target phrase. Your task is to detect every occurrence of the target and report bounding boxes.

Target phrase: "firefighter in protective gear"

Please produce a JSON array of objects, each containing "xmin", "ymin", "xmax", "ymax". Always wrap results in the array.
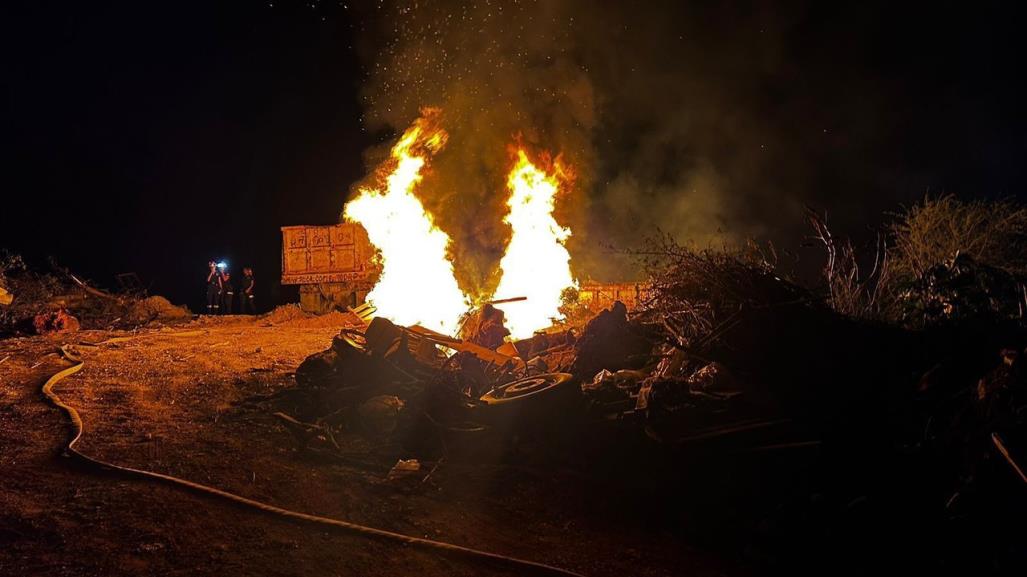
[
  {"xmin": 205, "ymin": 261, "xmax": 222, "ymax": 314},
  {"xmin": 221, "ymin": 270, "xmax": 235, "ymax": 314},
  {"xmin": 240, "ymin": 267, "xmax": 256, "ymax": 314}
]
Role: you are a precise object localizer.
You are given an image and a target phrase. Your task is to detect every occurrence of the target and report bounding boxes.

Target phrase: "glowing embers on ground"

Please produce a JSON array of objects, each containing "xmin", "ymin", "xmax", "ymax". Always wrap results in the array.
[
  {"xmin": 492, "ymin": 149, "xmax": 576, "ymax": 339},
  {"xmin": 343, "ymin": 110, "xmax": 468, "ymax": 335}
]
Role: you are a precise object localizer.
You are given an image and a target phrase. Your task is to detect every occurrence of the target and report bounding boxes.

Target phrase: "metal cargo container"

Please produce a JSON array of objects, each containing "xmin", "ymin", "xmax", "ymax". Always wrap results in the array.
[{"xmin": 280, "ymin": 224, "xmax": 380, "ymax": 313}]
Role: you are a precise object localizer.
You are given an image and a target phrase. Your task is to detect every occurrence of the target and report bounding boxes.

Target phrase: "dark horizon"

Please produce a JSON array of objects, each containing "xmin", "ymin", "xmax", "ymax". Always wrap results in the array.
[{"xmin": 3, "ymin": 0, "xmax": 1026, "ymax": 312}]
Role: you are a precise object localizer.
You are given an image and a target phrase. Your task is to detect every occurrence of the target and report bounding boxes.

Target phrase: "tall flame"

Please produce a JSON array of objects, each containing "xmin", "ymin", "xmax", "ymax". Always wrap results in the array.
[
  {"xmin": 493, "ymin": 149, "xmax": 576, "ymax": 339},
  {"xmin": 343, "ymin": 110, "xmax": 468, "ymax": 335}
]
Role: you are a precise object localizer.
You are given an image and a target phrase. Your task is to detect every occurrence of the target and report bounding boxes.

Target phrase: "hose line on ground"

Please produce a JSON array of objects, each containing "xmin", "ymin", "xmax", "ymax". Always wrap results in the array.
[{"xmin": 41, "ymin": 342, "xmax": 585, "ymax": 577}]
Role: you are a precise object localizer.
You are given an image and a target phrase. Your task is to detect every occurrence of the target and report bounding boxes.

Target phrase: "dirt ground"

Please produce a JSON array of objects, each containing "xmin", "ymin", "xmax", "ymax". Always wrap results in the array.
[{"xmin": 0, "ymin": 313, "xmax": 743, "ymax": 577}]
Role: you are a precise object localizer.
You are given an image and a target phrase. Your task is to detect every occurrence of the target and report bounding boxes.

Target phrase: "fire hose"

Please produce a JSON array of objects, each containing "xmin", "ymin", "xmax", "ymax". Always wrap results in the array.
[{"xmin": 41, "ymin": 340, "xmax": 585, "ymax": 577}]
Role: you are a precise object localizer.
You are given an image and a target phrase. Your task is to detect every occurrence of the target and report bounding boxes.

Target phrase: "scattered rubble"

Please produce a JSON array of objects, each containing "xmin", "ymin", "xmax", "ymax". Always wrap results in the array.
[
  {"xmin": 32, "ymin": 308, "xmax": 80, "ymax": 334},
  {"xmin": 270, "ymin": 248, "xmax": 1025, "ymax": 573},
  {"xmin": 279, "ymin": 295, "xmax": 788, "ymax": 456},
  {"xmin": 0, "ymin": 253, "xmax": 191, "ymax": 336}
]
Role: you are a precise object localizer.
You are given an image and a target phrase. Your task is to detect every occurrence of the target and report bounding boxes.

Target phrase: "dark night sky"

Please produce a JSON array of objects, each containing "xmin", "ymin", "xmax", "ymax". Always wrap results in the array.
[
  {"xmin": 3, "ymin": 1, "xmax": 376, "ymax": 310},
  {"xmin": 2, "ymin": 1, "xmax": 1026, "ymax": 310}
]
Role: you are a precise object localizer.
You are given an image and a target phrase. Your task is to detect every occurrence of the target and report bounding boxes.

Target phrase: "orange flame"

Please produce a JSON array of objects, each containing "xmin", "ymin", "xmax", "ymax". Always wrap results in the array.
[
  {"xmin": 492, "ymin": 149, "xmax": 576, "ymax": 339},
  {"xmin": 343, "ymin": 110, "xmax": 468, "ymax": 335}
]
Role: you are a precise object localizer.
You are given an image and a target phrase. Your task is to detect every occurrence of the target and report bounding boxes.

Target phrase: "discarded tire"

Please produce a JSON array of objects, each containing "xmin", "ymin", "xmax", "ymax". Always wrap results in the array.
[
  {"xmin": 335, "ymin": 328, "xmax": 368, "ymax": 353},
  {"xmin": 479, "ymin": 373, "xmax": 576, "ymax": 407}
]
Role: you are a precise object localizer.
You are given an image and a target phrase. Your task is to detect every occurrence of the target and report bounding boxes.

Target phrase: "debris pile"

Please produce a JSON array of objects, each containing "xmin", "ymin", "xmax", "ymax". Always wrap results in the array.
[
  {"xmin": 279, "ymin": 285, "xmax": 800, "ymax": 460},
  {"xmin": 899, "ymin": 253, "xmax": 1027, "ymax": 326},
  {"xmin": 0, "ymin": 252, "xmax": 191, "ymax": 336},
  {"xmin": 274, "ymin": 240, "xmax": 1024, "ymax": 570}
]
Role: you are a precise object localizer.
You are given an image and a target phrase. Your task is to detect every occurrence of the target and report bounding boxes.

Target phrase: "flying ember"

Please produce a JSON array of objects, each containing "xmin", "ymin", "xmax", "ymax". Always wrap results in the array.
[
  {"xmin": 342, "ymin": 110, "xmax": 468, "ymax": 335},
  {"xmin": 492, "ymin": 149, "xmax": 576, "ymax": 339}
]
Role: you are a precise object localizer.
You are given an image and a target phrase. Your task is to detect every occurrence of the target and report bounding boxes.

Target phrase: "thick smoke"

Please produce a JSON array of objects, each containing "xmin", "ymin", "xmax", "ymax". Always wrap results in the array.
[{"xmin": 352, "ymin": 1, "xmax": 894, "ymax": 289}]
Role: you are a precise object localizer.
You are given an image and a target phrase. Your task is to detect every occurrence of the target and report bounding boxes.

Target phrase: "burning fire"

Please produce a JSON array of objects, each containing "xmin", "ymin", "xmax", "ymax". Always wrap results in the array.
[
  {"xmin": 344, "ymin": 111, "xmax": 576, "ymax": 340},
  {"xmin": 343, "ymin": 110, "xmax": 468, "ymax": 335},
  {"xmin": 492, "ymin": 149, "xmax": 576, "ymax": 339}
]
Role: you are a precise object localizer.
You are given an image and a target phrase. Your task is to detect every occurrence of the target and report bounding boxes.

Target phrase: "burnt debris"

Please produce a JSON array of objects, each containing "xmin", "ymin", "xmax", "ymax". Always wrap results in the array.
[{"xmin": 276, "ymin": 257, "xmax": 1025, "ymax": 573}]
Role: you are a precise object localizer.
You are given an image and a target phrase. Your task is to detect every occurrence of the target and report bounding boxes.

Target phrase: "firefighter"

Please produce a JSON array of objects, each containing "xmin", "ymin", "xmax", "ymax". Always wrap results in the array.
[
  {"xmin": 221, "ymin": 269, "xmax": 235, "ymax": 314},
  {"xmin": 240, "ymin": 267, "xmax": 256, "ymax": 314},
  {"xmin": 205, "ymin": 261, "xmax": 222, "ymax": 314}
]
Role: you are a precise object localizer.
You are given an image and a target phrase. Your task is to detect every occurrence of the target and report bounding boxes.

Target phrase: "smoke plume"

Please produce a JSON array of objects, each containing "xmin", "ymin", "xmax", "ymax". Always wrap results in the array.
[{"xmin": 351, "ymin": 1, "xmax": 896, "ymax": 290}]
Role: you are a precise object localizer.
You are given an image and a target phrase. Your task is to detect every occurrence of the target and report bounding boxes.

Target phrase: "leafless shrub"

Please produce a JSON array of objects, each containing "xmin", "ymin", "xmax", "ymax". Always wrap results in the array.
[
  {"xmin": 805, "ymin": 208, "xmax": 896, "ymax": 321},
  {"xmin": 631, "ymin": 232, "xmax": 814, "ymax": 351},
  {"xmin": 889, "ymin": 194, "xmax": 1027, "ymax": 281},
  {"xmin": 807, "ymin": 196, "xmax": 1027, "ymax": 325}
]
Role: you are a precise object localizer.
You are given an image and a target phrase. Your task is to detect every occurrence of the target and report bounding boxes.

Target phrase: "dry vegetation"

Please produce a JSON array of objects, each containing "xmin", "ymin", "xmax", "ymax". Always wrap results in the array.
[
  {"xmin": 632, "ymin": 233, "xmax": 813, "ymax": 351},
  {"xmin": 620, "ymin": 195, "xmax": 1027, "ymax": 361},
  {"xmin": 805, "ymin": 196, "xmax": 1027, "ymax": 326},
  {"xmin": 889, "ymin": 195, "xmax": 1027, "ymax": 279},
  {"xmin": 805, "ymin": 209, "xmax": 896, "ymax": 321}
]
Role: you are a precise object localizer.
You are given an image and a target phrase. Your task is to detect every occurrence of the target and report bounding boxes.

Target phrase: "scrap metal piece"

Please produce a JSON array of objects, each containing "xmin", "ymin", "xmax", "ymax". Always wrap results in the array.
[
  {"xmin": 407, "ymin": 324, "xmax": 526, "ymax": 371},
  {"xmin": 479, "ymin": 373, "xmax": 575, "ymax": 406},
  {"xmin": 484, "ymin": 296, "xmax": 527, "ymax": 305}
]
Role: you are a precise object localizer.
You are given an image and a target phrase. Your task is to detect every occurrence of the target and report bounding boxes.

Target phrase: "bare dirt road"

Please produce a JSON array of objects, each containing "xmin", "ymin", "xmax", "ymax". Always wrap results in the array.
[{"xmin": 0, "ymin": 314, "xmax": 738, "ymax": 577}]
